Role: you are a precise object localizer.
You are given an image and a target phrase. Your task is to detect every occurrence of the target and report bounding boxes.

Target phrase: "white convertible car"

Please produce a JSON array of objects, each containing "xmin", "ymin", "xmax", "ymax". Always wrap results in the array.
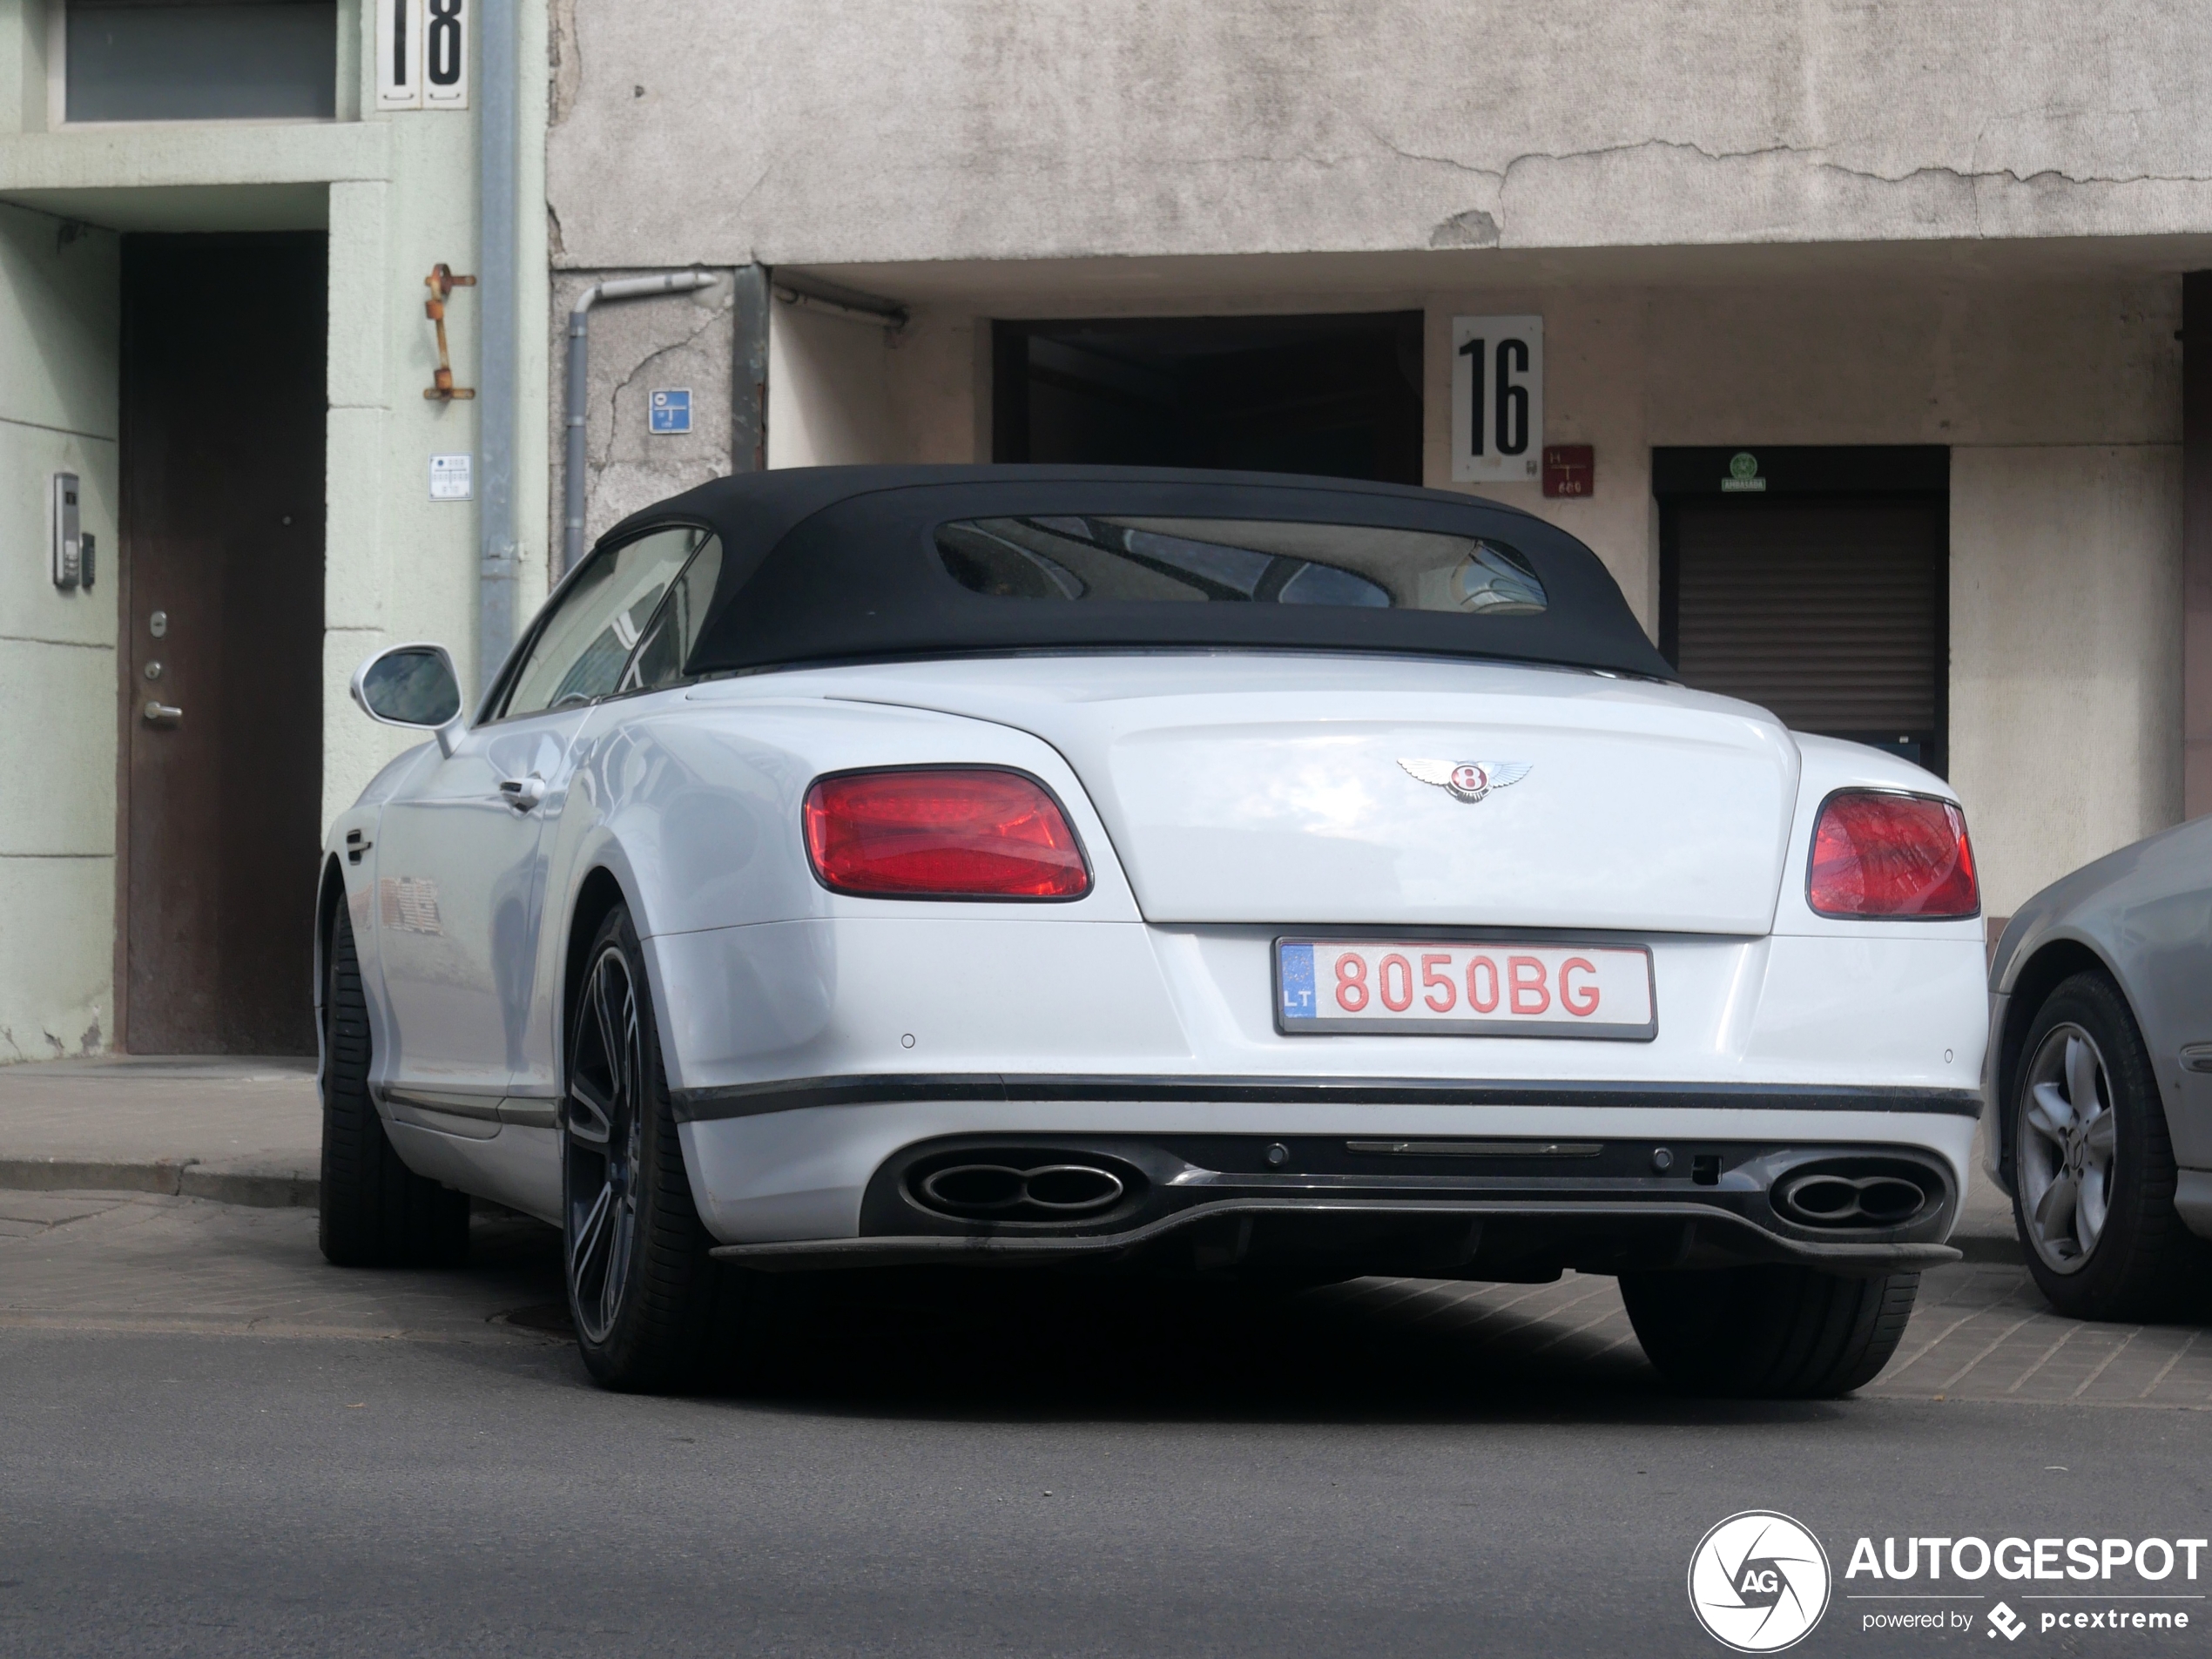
[{"xmin": 322, "ymin": 466, "xmax": 1986, "ymax": 1395}]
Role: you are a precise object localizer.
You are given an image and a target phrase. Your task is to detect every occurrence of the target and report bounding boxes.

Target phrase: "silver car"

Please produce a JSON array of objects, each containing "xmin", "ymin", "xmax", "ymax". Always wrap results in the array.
[
  {"xmin": 1986, "ymin": 818, "xmax": 2212, "ymax": 1319},
  {"xmin": 326, "ymin": 465, "xmax": 1989, "ymax": 1396}
]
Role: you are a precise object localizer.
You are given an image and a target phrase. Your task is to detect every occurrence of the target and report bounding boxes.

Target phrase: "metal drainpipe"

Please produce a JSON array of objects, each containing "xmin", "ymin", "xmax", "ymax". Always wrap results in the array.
[
  {"xmin": 563, "ymin": 271, "xmax": 718, "ymax": 574},
  {"xmin": 475, "ymin": 0, "xmax": 516, "ymax": 698}
]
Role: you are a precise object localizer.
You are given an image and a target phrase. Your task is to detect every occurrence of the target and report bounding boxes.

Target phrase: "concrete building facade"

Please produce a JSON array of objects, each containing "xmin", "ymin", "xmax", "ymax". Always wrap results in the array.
[
  {"xmin": 4, "ymin": 0, "xmax": 2209, "ymax": 1056},
  {"xmin": 0, "ymin": 0, "xmax": 550, "ymax": 1057},
  {"xmin": 549, "ymin": 0, "xmax": 2212, "ymax": 927}
]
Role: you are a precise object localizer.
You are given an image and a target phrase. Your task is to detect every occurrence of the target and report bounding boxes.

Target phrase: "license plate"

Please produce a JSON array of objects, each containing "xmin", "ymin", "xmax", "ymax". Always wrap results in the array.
[{"xmin": 1275, "ymin": 939, "xmax": 1656, "ymax": 1040}]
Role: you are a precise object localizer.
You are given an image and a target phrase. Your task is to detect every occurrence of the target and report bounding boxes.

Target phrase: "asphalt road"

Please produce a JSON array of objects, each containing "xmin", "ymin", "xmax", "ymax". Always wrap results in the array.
[{"xmin": 3, "ymin": 1197, "xmax": 2209, "ymax": 1658}]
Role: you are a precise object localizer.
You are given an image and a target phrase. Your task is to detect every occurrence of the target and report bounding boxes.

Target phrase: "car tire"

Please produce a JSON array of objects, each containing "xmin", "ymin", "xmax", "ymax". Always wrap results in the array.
[
  {"xmin": 563, "ymin": 903, "xmax": 747, "ymax": 1391},
  {"xmin": 1618, "ymin": 1265, "xmax": 1919, "ymax": 1398},
  {"xmin": 318, "ymin": 906, "xmax": 471, "ymax": 1268},
  {"xmin": 2010, "ymin": 971, "xmax": 2207, "ymax": 1321}
]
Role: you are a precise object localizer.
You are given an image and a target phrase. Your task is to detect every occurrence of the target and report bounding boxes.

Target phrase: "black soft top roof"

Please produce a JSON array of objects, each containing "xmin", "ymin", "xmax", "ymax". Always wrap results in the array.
[{"xmin": 597, "ymin": 465, "xmax": 1675, "ymax": 680}]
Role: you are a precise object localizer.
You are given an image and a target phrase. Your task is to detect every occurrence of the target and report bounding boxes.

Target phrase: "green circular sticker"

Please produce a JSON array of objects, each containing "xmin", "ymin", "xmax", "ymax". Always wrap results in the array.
[{"xmin": 1729, "ymin": 451, "xmax": 1759, "ymax": 481}]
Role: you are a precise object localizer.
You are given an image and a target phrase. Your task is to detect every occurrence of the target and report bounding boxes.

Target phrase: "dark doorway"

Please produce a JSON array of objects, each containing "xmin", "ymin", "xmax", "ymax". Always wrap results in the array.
[
  {"xmin": 119, "ymin": 233, "xmax": 327, "ymax": 1053},
  {"xmin": 1656, "ymin": 447, "xmax": 1949, "ymax": 775},
  {"xmin": 993, "ymin": 314, "xmax": 1424, "ymax": 484}
]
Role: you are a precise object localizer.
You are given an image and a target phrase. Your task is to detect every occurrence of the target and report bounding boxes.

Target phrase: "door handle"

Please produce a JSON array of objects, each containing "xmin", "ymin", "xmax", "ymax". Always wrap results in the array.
[
  {"xmin": 499, "ymin": 773, "xmax": 547, "ymax": 813},
  {"xmin": 142, "ymin": 701, "xmax": 183, "ymax": 725}
]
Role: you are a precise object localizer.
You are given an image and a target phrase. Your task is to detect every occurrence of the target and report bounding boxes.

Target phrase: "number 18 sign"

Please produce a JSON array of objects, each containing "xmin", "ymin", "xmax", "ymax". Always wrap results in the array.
[
  {"xmin": 376, "ymin": 0, "xmax": 469, "ymax": 110},
  {"xmin": 1451, "ymin": 314, "xmax": 1543, "ymax": 483}
]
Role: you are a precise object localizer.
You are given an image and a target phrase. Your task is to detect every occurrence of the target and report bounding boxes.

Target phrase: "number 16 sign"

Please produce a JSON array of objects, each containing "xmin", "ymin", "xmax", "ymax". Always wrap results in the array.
[{"xmin": 1451, "ymin": 315, "xmax": 1542, "ymax": 483}]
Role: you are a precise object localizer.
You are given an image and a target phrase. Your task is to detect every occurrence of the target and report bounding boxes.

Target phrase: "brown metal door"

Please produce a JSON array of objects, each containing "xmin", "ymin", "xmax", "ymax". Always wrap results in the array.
[
  {"xmin": 119, "ymin": 233, "xmax": 326, "ymax": 1053},
  {"xmin": 1662, "ymin": 494, "xmax": 1948, "ymax": 773}
]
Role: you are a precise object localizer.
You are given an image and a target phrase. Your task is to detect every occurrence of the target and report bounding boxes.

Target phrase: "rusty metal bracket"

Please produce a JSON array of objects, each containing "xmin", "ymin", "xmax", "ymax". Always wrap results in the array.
[{"xmin": 423, "ymin": 264, "xmax": 477, "ymax": 401}]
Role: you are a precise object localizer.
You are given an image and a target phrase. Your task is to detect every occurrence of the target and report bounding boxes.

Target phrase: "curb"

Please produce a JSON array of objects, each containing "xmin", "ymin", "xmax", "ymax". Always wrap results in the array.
[{"xmin": 0, "ymin": 1157, "xmax": 318, "ymax": 1209}]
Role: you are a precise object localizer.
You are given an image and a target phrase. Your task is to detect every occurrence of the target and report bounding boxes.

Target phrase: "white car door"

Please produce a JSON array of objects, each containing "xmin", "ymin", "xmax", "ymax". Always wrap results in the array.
[{"xmin": 373, "ymin": 525, "xmax": 711, "ymax": 1120}]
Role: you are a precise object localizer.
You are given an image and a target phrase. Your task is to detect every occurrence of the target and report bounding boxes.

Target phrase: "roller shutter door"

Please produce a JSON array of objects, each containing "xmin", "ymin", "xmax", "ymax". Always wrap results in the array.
[{"xmin": 1667, "ymin": 496, "xmax": 1946, "ymax": 768}]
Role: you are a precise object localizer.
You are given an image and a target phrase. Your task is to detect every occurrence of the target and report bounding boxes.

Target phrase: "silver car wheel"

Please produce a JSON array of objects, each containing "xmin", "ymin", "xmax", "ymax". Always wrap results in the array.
[
  {"xmin": 2016, "ymin": 1022, "xmax": 2118, "ymax": 1274},
  {"xmin": 564, "ymin": 941, "xmax": 645, "ymax": 1345}
]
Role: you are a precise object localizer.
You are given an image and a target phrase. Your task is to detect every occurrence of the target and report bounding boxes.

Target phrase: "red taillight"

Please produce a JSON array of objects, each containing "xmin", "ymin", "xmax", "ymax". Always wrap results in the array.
[
  {"xmin": 1807, "ymin": 790, "xmax": 1979, "ymax": 919},
  {"xmin": 803, "ymin": 768, "xmax": 1091, "ymax": 900}
]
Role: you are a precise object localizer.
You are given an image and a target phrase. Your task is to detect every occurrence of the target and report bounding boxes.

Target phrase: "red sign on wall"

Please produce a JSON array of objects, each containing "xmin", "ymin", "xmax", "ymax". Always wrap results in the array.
[{"xmin": 1542, "ymin": 444, "xmax": 1594, "ymax": 498}]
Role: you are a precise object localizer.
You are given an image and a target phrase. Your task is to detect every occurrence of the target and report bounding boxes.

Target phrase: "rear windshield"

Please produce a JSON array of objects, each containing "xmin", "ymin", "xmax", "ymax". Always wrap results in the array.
[{"xmin": 936, "ymin": 516, "xmax": 1548, "ymax": 616}]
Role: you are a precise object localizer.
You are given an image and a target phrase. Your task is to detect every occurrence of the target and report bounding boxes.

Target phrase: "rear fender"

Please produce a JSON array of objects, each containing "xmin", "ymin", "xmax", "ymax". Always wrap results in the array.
[
  {"xmin": 578, "ymin": 696, "xmax": 1142, "ymax": 1089},
  {"xmin": 601, "ymin": 697, "xmax": 1138, "ymax": 934}
]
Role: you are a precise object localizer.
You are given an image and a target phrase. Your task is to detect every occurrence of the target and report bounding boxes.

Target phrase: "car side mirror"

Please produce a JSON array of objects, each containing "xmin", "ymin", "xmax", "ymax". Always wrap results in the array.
[{"xmin": 351, "ymin": 643, "xmax": 467, "ymax": 757}]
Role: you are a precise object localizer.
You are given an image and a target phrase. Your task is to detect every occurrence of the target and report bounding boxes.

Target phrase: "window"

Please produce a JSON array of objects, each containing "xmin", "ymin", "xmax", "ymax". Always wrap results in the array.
[
  {"xmin": 620, "ymin": 535, "xmax": 724, "ymax": 694},
  {"xmin": 936, "ymin": 517, "xmax": 1547, "ymax": 616},
  {"xmin": 991, "ymin": 313, "xmax": 1424, "ymax": 484},
  {"xmin": 64, "ymin": 0, "xmax": 338, "ymax": 123},
  {"xmin": 501, "ymin": 527, "xmax": 707, "ymax": 719}
]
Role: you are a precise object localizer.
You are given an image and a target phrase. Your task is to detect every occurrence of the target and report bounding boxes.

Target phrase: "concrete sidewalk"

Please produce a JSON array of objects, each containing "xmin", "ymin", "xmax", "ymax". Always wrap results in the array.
[{"xmin": 0, "ymin": 1055, "xmax": 320, "ymax": 1208}]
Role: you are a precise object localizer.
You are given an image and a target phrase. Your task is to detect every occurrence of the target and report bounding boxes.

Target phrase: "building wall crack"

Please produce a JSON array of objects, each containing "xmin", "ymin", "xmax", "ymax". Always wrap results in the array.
[
  {"xmin": 1413, "ymin": 137, "xmax": 2212, "ymax": 253},
  {"xmin": 1493, "ymin": 134, "xmax": 2211, "ymax": 192},
  {"xmin": 590, "ymin": 298, "xmax": 731, "ymax": 475}
]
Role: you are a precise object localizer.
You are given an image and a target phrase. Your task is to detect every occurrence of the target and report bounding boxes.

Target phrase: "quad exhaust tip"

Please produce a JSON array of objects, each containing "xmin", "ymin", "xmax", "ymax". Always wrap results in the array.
[
  {"xmin": 914, "ymin": 1157, "xmax": 1131, "ymax": 1221},
  {"xmin": 1774, "ymin": 1170, "xmax": 1931, "ymax": 1229}
]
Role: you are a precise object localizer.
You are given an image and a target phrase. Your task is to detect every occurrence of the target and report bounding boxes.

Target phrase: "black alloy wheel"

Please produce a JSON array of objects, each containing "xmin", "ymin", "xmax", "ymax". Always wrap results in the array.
[
  {"xmin": 565, "ymin": 933, "xmax": 645, "ymax": 1345},
  {"xmin": 561, "ymin": 903, "xmax": 745, "ymax": 1389},
  {"xmin": 2009, "ymin": 970, "xmax": 2209, "ymax": 1322}
]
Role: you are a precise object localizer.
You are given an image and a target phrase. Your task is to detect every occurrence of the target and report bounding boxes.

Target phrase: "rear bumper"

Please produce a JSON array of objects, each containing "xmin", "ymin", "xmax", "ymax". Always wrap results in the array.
[
  {"xmin": 678, "ymin": 1077, "xmax": 1979, "ymax": 1274},
  {"xmin": 711, "ymin": 1128, "xmax": 1959, "ymax": 1278},
  {"xmin": 648, "ymin": 921, "xmax": 1992, "ymax": 1114},
  {"xmin": 712, "ymin": 1202, "xmax": 1960, "ymax": 1276}
]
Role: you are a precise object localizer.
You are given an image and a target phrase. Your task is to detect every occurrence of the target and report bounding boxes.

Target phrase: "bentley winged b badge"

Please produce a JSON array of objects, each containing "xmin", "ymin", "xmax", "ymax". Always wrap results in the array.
[{"xmin": 1399, "ymin": 758, "xmax": 1533, "ymax": 805}]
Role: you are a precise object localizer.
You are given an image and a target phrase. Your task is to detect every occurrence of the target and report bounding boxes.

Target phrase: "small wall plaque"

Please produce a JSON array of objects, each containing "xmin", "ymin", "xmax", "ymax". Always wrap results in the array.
[{"xmin": 1542, "ymin": 445, "xmax": 1594, "ymax": 499}]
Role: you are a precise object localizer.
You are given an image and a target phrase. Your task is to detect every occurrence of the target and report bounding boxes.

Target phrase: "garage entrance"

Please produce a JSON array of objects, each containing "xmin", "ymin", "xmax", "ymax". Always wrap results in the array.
[
  {"xmin": 992, "ymin": 313, "xmax": 1424, "ymax": 484},
  {"xmin": 118, "ymin": 233, "xmax": 326, "ymax": 1053},
  {"xmin": 1656, "ymin": 447, "xmax": 1950, "ymax": 774}
]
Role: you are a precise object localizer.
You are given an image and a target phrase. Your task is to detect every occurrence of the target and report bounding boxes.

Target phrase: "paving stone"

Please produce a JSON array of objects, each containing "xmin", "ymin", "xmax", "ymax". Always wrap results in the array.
[
  {"xmin": 0, "ymin": 1190, "xmax": 136, "ymax": 1228},
  {"xmin": 5, "ymin": 1184, "xmax": 2208, "ymax": 1406},
  {"xmin": 0, "ymin": 1191, "xmax": 565, "ymax": 1345}
]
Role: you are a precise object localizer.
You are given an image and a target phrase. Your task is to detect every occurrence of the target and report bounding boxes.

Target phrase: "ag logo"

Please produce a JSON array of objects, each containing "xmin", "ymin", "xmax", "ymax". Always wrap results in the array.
[{"xmin": 1688, "ymin": 1511, "xmax": 1831, "ymax": 1652}]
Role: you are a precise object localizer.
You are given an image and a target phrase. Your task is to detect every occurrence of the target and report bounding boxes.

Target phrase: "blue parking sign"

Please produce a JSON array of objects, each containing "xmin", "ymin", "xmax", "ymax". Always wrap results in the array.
[{"xmin": 649, "ymin": 388, "xmax": 691, "ymax": 434}]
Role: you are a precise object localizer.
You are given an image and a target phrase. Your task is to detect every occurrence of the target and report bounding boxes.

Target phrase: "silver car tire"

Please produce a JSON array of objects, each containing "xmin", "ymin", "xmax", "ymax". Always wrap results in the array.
[{"xmin": 2010, "ymin": 971, "xmax": 2203, "ymax": 1322}]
